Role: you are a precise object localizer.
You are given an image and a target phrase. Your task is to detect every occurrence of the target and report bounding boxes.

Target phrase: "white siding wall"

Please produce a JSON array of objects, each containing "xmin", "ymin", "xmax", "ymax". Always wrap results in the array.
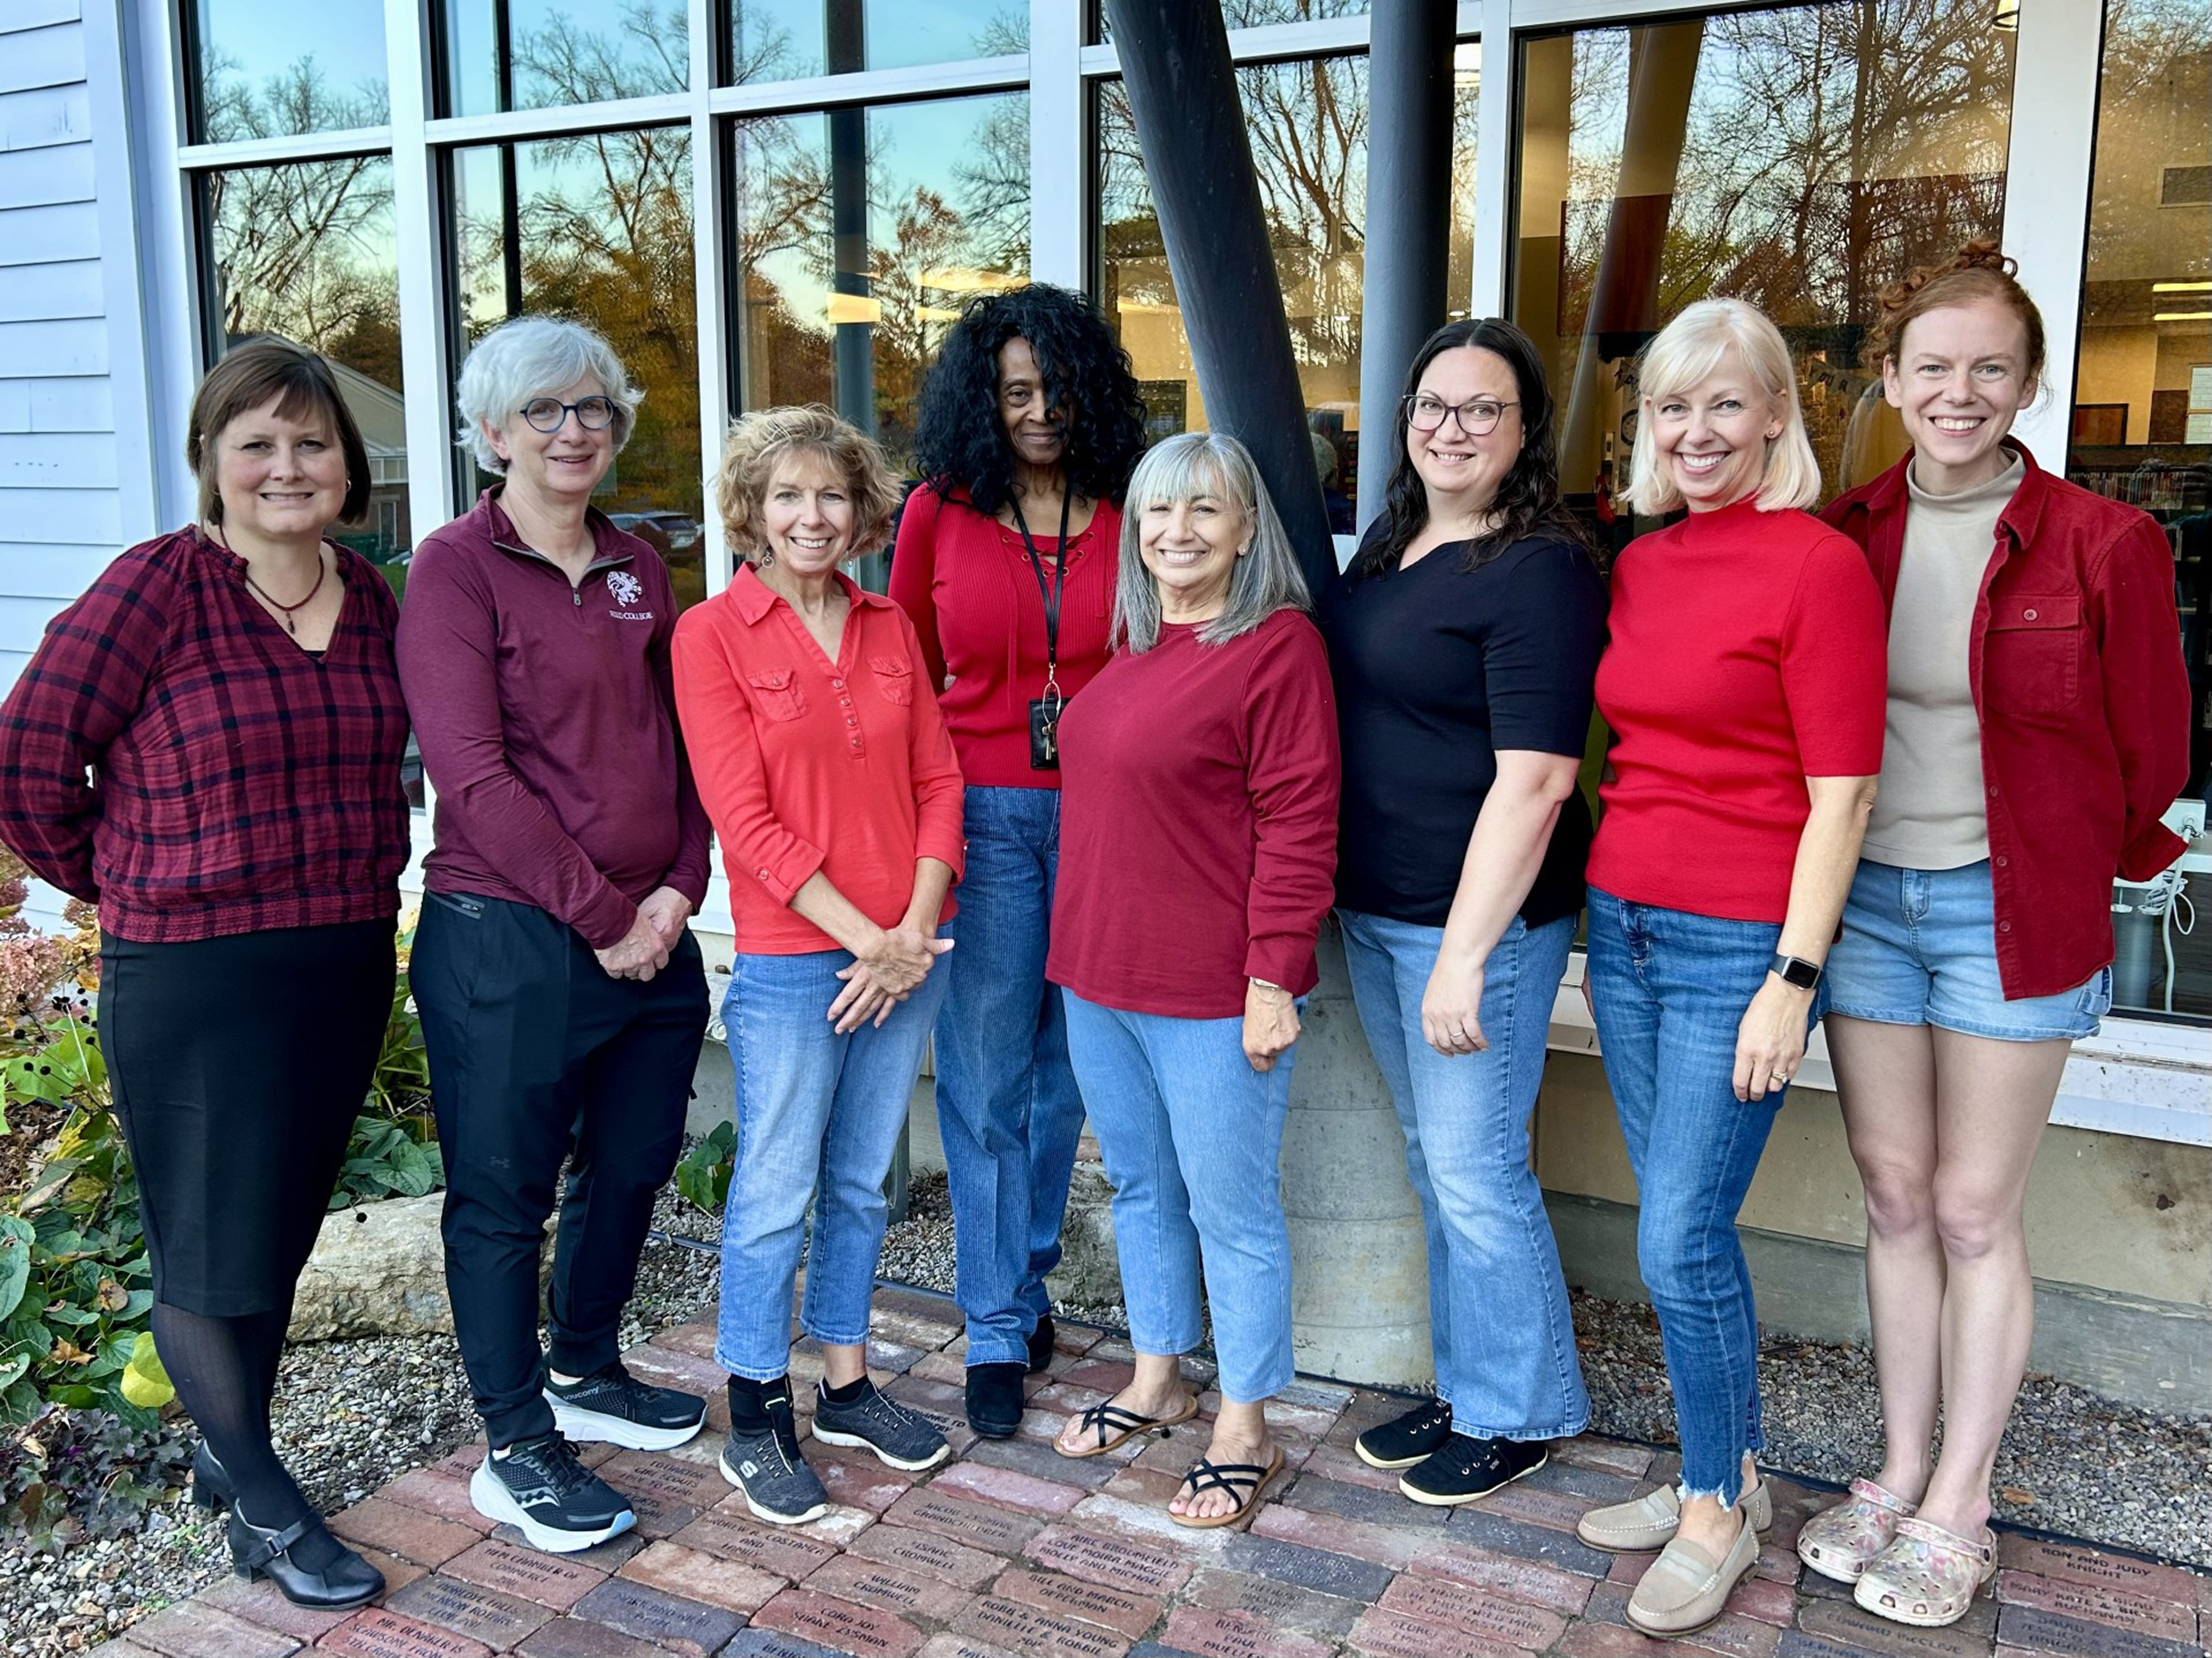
[{"xmin": 0, "ymin": 0, "xmax": 153, "ymax": 924}]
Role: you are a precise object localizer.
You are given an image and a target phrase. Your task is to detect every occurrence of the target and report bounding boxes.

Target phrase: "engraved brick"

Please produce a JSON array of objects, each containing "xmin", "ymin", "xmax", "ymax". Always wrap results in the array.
[
  {"xmin": 1182, "ymin": 1565, "xmax": 1363, "ymax": 1638},
  {"xmin": 810, "ymin": 1443, "xmax": 925, "ymax": 1513},
  {"xmin": 389, "ymin": 1573, "xmax": 557, "ymax": 1648},
  {"xmin": 1277, "ymin": 1377, "xmax": 1356, "ymax": 1414},
  {"xmin": 1345, "ymin": 1605, "xmax": 1530, "ymax": 1658},
  {"xmin": 933, "ymin": 1460, "xmax": 1088, "ymax": 1518},
  {"xmin": 722, "ymin": 1631, "xmax": 848, "ymax": 1658},
  {"xmin": 620, "ymin": 1344, "xmax": 727, "ymax": 1398},
  {"xmin": 1551, "ymin": 1437, "xmax": 1654, "ymax": 1480},
  {"xmin": 516, "ymin": 1616, "xmax": 665, "ymax": 1658},
  {"xmin": 969, "ymin": 1434, "xmax": 1121, "ymax": 1492},
  {"xmin": 1486, "ymin": 1482, "xmax": 1613, "ymax": 1535},
  {"xmin": 1405, "ymin": 1536, "xmax": 1593, "ymax": 1617},
  {"xmin": 992, "ymin": 1567, "xmax": 1161, "ymax": 1640},
  {"xmin": 648, "ymin": 1322, "xmax": 723, "ymax": 1361},
  {"xmin": 914, "ymin": 1637, "xmax": 1026, "ymax": 1658},
  {"xmin": 197, "ymin": 1575, "xmax": 360, "ymax": 1642},
  {"xmin": 570, "ymin": 1577, "xmax": 745, "ymax": 1658},
  {"xmin": 446, "ymin": 1539, "xmax": 611, "ymax": 1612},
  {"xmin": 953, "ymin": 1598, "xmax": 1130, "ymax": 1658},
  {"xmin": 1995, "ymin": 1604, "xmax": 2202, "ymax": 1658},
  {"xmin": 488, "ymin": 1526, "xmax": 644, "ymax": 1575},
  {"xmin": 671, "ymin": 1507, "xmax": 841, "ymax": 1580},
  {"xmin": 1380, "ymin": 1572, "xmax": 1571, "ymax": 1649},
  {"xmin": 867, "ymin": 1306, "xmax": 964, "ymax": 1353},
  {"xmin": 131, "ymin": 1601, "xmax": 302, "ymax": 1658},
  {"xmin": 435, "ymin": 1445, "xmax": 490, "ymax": 1480},
  {"xmin": 1248, "ymin": 1502, "xmax": 1427, "ymax": 1571},
  {"xmin": 1557, "ymin": 1626, "xmax": 1672, "ymax": 1656},
  {"xmin": 751, "ymin": 1587, "xmax": 925, "ymax": 1658},
  {"xmin": 383, "ymin": 1470, "xmax": 499, "ymax": 1533},
  {"xmin": 1057, "ymin": 1361, "xmax": 1137, "ymax": 1396},
  {"xmin": 1284, "ymin": 1474, "xmax": 1447, "ymax": 1532},
  {"xmin": 1162, "ymin": 1606, "xmax": 1334, "ymax": 1658},
  {"xmin": 804, "ymin": 1553, "xmax": 976, "ymax": 1623},
  {"xmin": 1582, "ymin": 1584, "xmax": 1779, "ymax": 1658},
  {"xmin": 598, "ymin": 1451, "xmax": 727, "ymax": 1539},
  {"xmin": 1997, "ymin": 1540, "xmax": 2204, "ymax": 1611},
  {"xmin": 1295, "ymin": 1443, "xmax": 1405, "ymax": 1495},
  {"xmin": 1521, "ymin": 1460, "xmax": 1640, "ymax": 1503},
  {"xmin": 908, "ymin": 1353, "xmax": 970, "ymax": 1388},
  {"xmin": 1023, "ymin": 1525, "xmax": 1196, "ymax": 1595},
  {"xmin": 1792, "ymin": 1598, "xmax": 1994, "ymax": 1658},
  {"xmin": 1218, "ymin": 1531, "xmax": 1396, "ymax": 1603},
  {"xmin": 888, "ymin": 1486, "xmax": 1047, "ymax": 1555},
  {"xmin": 1058, "ymin": 1494, "xmax": 1237, "ymax": 1556},
  {"xmin": 1441, "ymin": 1507, "xmax": 1614, "ymax": 1578},
  {"xmin": 618, "ymin": 1539, "xmax": 785, "ymax": 1615},
  {"xmin": 1099, "ymin": 1466, "xmax": 1189, "ymax": 1508},
  {"xmin": 330, "ymin": 1496, "xmax": 484, "ymax": 1568},
  {"xmin": 317, "ymin": 1609, "xmax": 493, "ymax": 1658},
  {"xmin": 849, "ymin": 1523, "xmax": 1010, "ymax": 1591}
]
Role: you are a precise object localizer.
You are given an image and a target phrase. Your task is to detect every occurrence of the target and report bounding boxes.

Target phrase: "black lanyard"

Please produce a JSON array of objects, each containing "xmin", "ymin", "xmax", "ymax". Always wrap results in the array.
[{"xmin": 1009, "ymin": 490, "xmax": 1075, "ymax": 704}]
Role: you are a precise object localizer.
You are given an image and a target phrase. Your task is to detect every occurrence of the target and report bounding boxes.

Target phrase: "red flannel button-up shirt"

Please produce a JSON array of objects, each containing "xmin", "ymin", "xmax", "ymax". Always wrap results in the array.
[
  {"xmin": 672, "ymin": 564, "xmax": 965, "ymax": 954},
  {"xmin": 1823, "ymin": 443, "xmax": 2191, "ymax": 999},
  {"xmin": 0, "ymin": 528, "xmax": 411, "ymax": 943}
]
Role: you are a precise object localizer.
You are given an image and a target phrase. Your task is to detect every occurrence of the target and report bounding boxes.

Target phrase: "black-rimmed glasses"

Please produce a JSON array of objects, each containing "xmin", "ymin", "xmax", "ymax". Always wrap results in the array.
[
  {"xmin": 1403, "ymin": 394, "xmax": 1520, "ymax": 434},
  {"xmin": 521, "ymin": 395, "xmax": 619, "ymax": 433}
]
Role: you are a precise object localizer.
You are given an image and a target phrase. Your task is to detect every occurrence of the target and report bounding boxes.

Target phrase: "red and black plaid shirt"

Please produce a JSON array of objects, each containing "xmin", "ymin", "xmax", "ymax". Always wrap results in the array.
[{"xmin": 0, "ymin": 527, "xmax": 411, "ymax": 943}]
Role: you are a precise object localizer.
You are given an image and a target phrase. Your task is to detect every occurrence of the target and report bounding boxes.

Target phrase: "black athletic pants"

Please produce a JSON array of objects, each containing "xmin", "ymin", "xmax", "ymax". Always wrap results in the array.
[{"xmin": 413, "ymin": 891, "xmax": 706, "ymax": 1447}]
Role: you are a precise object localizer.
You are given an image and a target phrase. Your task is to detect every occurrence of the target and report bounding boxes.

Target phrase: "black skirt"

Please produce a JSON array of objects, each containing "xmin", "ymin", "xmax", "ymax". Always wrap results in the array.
[{"xmin": 98, "ymin": 918, "xmax": 396, "ymax": 1316}]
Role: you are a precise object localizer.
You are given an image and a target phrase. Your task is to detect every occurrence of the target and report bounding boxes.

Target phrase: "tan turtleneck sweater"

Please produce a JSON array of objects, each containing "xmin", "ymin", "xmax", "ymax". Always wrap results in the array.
[{"xmin": 1862, "ymin": 454, "xmax": 2024, "ymax": 870}]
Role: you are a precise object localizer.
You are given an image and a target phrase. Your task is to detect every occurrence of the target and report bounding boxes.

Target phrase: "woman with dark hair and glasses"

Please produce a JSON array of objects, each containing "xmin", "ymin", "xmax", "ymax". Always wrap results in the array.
[
  {"xmin": 889, "ymin": 284, "xmax": 1148, "ymax": 1439},
  {"xmin": 1316, "ymin": 319, "xmax": 1607, "ymax": 1508}
]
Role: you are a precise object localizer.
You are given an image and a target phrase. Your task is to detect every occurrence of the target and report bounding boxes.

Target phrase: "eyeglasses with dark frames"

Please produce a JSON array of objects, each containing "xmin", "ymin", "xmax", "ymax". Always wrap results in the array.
[
  {"xmin": 521, "ymin": 395, "xmax": 619, "ymax": 433},
  {"xmin": 1402, "ymin": 394, "xmax": 1520, "ymax": 435}
]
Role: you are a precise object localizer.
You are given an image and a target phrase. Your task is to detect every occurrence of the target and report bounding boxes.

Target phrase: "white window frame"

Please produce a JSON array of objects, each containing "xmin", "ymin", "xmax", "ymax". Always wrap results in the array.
[{"xmin": 106, "ymin": 0, "xmax": 2205, "ymax": 1147}]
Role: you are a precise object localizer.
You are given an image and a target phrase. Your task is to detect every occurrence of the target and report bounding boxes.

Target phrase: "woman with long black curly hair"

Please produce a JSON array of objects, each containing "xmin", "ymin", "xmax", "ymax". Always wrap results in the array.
[{"xmin": 889, "ymin": 282, "xmax": 1147, "ymax": 1440}]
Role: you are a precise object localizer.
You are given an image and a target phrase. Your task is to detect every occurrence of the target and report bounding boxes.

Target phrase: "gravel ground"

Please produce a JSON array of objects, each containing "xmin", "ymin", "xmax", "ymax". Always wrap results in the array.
[{"xmin": 3, "ymin": 1172, "xmax": 2204, "ymax": 1654}]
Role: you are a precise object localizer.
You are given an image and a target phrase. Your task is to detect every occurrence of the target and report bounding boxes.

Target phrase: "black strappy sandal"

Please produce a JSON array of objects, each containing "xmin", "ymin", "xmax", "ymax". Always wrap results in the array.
[
  {"xmin": 1054, "ymin": 1393, "xmax": 1200, "ymax": 1459},
  {"xmin": 1170, "ymin": 1444, "xmax": 1287, "ymax": 1529}
]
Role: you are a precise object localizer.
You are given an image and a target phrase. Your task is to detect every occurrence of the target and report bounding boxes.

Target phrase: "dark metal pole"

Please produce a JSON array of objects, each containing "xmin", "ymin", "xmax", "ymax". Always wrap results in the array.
[
  {"xmin": 1357, "ymin": 2, "xmax": 1455, "ymax": 529},
  {"xmin": 827, "ymin": 0, "xmax": 875, "ymax": 440},
  {"xmin": 1102, "ymin": 0, "xmax": 1336, "ymax": 599}
]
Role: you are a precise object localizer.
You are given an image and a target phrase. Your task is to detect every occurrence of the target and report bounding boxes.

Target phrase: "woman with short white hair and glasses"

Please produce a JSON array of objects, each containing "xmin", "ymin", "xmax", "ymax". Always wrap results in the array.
[
  {"xmin": 1569, "ymin": 299, "xmax": 1887, "ymax": 1638},
  {"xmin": 1045, "ymin": 432, "xmax": 1338, "ymax": 1532},
  {"xmin": 399, "ymin": 315, "xmax": 712, "ymax": 1553}
]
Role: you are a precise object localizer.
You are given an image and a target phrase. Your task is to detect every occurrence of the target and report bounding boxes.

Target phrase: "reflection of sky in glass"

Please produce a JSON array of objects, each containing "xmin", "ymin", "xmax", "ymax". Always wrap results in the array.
[
  {"xmin": 442, "ymin": 0, "xmax": 688, "ymax": 117},
  {"xmin": 731, "ymin": 0, "xmax": 1025, "ymax": 80},
  {"xmin": 193, "ymin": 0, "xmax": 388, "ymax": 136}
]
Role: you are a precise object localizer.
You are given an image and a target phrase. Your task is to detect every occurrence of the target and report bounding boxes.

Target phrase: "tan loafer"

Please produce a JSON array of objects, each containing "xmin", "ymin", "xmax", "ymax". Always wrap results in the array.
[
  {"xmin": 1576, "ymin": 1475, "xmax": 1773, "ymax": 1553},
  {"xmin": 1627, "ymin": 1513, "xmax": 1761, "ymax": 1638}
]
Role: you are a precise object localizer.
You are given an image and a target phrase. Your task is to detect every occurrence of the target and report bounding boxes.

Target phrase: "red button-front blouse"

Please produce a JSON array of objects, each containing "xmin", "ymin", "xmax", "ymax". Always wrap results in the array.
[{"xmin": 672, "ymin": 564, "xmax": 966, "ymax": 954}]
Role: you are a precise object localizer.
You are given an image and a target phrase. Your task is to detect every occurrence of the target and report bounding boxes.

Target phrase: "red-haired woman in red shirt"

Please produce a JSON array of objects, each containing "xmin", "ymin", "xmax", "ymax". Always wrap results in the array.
[{"xmin": 1798, "ymin": 246, "xmax": 2189, "ymax": 1629}]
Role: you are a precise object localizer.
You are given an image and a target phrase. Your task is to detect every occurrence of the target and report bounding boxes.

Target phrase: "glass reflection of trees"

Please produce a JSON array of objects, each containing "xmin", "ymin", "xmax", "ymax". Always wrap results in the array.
[
  {"xmin": 450, "ymin": 127, "xmax": 706, "ymax": 609},
  {"xmin": 1096, "ymin": 0, "xmax": 1368, "ymax": 43},
  {"xmin": 1517, "ymin": 1, "xmax": 2016, "ymax": 519},
  {"xmin": 731, "ymin": 0, "xmax": 1026, "ymax": 83},
  {"xmin": 190, "ymin": 0, "xmax": 388, "ymax": 140},
  {"xmin": 728, "ymin": 92, "xmax": 1032, "ymax": 484},
  {"xmin": 440, "ymin": 0, "xmax": 687, "ymax": 117}
]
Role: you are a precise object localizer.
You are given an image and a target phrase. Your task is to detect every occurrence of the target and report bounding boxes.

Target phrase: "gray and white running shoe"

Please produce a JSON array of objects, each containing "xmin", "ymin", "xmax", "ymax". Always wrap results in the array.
[
  {"xmin": 810, "ymin": 1378, "xmax": 950, "ymax": 1471},
  {"xmin": 546, "ymin": 1360, "xmax": 706, "ymax": 1451},
  {"xmin": 718, "ymin": 1384, "xmax": 830, "ymax": 1526},
  {"xmin": 469, "ymin": 1433, "xmax": 635, "ymax": 1553}
]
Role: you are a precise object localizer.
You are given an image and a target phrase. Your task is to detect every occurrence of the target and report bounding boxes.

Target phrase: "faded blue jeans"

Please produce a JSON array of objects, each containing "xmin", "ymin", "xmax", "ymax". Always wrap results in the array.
[
  {"xmin": 714, "ymin": 948, "xmax": 948, "ymax": 1381},
  {"xmin": 1585, "ymin": 887, "xmax": 1822, "ymax": 1508},
  {"xmin": 1338, "ymin": 910, "xmax": 1590, "ymax": 1443},
  {"xmin": 1062, "ymin": 991, "xmax": 1298, "ymax": 1405},
  {"xmin": 932, "ymin": 786, "xmax": 1087, "ymax": 1367}
]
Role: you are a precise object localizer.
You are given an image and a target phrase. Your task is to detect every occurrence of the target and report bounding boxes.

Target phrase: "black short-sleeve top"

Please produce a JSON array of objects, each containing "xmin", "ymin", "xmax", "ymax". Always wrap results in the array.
[{"xmin": 1318, "ymin": 527, "xmax": 1607, "ymax": 929}]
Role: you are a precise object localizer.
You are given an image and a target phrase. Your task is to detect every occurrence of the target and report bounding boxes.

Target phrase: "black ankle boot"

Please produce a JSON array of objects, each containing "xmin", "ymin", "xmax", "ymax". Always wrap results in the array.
[
  {"xmin": 227, "ymin": 1510, "xmax": 383, "ymax": 1610},
  {"xmin": 1026, "ymin": 1315, "xmax": 1057, "ymax": 1376},
  {"xmin": 190, "ymin": 1443, "xmax": 234, "ymax": 1513}
]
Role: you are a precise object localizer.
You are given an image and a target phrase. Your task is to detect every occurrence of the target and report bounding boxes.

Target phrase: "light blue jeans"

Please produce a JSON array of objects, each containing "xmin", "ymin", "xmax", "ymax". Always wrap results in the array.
[
  {"xmin": 714, "ymin": 948, "xmax": 948, "ymax": 1381},
  {"xmin": 932, "ymin": 786, "xmax": 1087, "ymax": 1367},
  {"xmin": 1062, "ymin": 991, "xmax": 1297, "ymax": 1404},
  {"xmin": 1338, "ymin": 910, "xmax": 1590, "ymax": 1443},
  {"xmin": 1585, "ymin": 887, "xmax": 1823, "ymax": 1508}
]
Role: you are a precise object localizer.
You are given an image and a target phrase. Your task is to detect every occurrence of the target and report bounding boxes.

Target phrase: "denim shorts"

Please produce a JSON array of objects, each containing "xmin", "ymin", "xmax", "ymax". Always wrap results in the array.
[{"xmin": 1826, "ymin": 859, "xmax": 2112, "ymax": 1043}]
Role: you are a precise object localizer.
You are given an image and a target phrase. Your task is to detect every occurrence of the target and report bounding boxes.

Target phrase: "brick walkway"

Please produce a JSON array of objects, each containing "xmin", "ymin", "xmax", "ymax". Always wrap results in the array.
[{"xmin": 101, "ymin": 1287, "xmax": 2208, "ymax": 1658}]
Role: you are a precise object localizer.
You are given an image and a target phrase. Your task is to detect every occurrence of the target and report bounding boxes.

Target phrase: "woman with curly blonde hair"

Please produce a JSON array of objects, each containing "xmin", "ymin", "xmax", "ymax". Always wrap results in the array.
[
  {"xmin": 1798, "ymin": 246, "xmax": 2188, "ymax": 1628},
  {"xmin": 672, "ymin": 406, "xmax": 967, "ymax": 1525}
]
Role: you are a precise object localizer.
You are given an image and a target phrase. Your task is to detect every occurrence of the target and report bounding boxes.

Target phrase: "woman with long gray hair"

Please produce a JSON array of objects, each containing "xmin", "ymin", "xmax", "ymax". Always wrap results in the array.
[{"xmin": 1044, "ymin": 432, "xmax": 1339, "ymax": 1530}]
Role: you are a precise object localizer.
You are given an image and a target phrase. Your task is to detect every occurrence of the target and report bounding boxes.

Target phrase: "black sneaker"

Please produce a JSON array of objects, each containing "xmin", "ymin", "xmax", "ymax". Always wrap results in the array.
[
  {"xmin": 965, "ymin": 1362, "xmax": 1026, "ymax": 1439},
  {"xmin": 1026, "ymin": 1315, "xmax": 1057, "ymax": 1376},
  {"xmin": 470, "ymin": 1433, "xmax": 635, "ymax": 1553},
  {"xmin": 546, "ymin": 1361, "xmax": 706, "ymax": 1451},
  {"xmin": 810, "ymin": 1378, "xmax": 951, "ymax": 1471},
  {"xmin": 1355, "ymin": 1397, "xmax": 1453, "ymax": 1470},
  {"xmin": 719, "ymin": 1386, "xmax": 829, "ymax": 1527},
  {"xmin": 1399, "ymin": 1432, "xmax": 1548, "ymax": 1507}
]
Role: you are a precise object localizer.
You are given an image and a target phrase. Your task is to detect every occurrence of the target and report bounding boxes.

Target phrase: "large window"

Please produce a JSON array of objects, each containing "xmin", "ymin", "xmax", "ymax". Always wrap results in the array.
[
  {"xmin": 1513, "ymin": 3, "xmax": 2017, "ymax": 544},
  {"xmin": 187, "ymin": 0, "xmax": 389, "ymax": 140},
  {"xmin": 439, "ymin": 0, "xmax": 686, "ymax": 117},
  {"xmin": 2070, "ymin": 0, "xmax": 2211, "ymax": 1021},
  {"xmin": 731, "ymin": 0, "xmax": 1026, "ymax": 82},
  {"xmin": 448, "ymin": 128, "xmax": 707, "ymax": 610}
]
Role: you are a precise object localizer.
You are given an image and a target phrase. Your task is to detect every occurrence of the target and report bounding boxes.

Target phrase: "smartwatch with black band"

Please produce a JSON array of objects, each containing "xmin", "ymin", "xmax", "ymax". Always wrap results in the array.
[{"xmin": 1769, "ymin": 953, "xmax": 1823, "ymax": 991}]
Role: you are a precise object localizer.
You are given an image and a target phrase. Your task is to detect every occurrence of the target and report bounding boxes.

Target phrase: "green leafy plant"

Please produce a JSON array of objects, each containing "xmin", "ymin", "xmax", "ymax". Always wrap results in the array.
[
  {"xmin": 0, "ymin": 1403, "xmax": 194, "ymax": 1555},
  {"xmin": 674, "ymin": 1121, "xmax": 734, "ymax": 1215},
  {"xmin": 332, "ymin": 1114, "xmax": 444, "ymax": 1209}
]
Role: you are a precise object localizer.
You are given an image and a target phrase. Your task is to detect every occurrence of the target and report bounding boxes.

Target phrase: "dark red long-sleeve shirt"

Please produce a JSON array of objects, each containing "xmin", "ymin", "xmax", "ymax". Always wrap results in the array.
[
  {"xmin": 395, "ymin": 490, "xmax": 711, "ymax": 949},
  {"xmin": 1823, "ymin": 443, "xmax": 2191, "ymax": 998},
  {"xmin": 0, "ymin": 528, "xmax": 410, "ymax": 943}
]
